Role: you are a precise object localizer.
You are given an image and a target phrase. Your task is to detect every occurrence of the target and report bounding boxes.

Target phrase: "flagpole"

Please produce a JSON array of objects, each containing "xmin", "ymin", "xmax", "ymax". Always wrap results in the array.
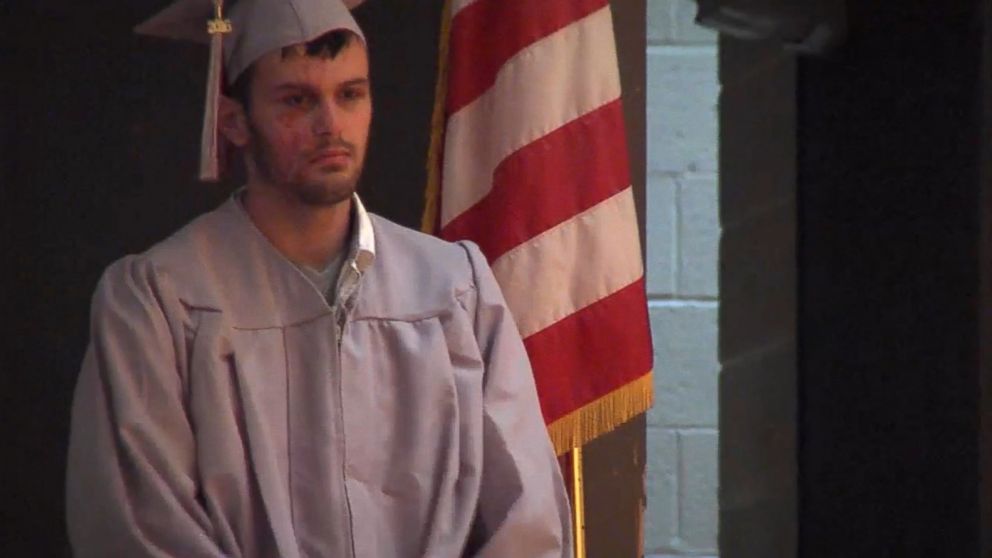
[
  {"xmin": 421, "ymin": 0, "xmax": 452, "ymax": 234},
  {"xmin": 570, "ymin": 446, "xmax": 587, "ymax": 558}
]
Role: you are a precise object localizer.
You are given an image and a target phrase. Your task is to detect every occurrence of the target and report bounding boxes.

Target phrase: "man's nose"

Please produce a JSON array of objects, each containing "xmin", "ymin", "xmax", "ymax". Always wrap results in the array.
[{"xmin": 311, "ymin": 100, "xmax": 340, "ymax": 136}]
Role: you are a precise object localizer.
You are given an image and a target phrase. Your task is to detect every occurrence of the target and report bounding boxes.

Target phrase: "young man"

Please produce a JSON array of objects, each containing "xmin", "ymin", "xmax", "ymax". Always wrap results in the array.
[{"xmin": 65, "ymin": 0, "xmax": 571, "ymax": 556}]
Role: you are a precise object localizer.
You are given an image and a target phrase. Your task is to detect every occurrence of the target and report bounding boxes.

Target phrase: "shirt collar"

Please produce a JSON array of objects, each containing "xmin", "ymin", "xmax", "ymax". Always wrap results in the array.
[
  {"xmin": 233, "ymin": 187, "xmax": 376, "ymax": 272},
  {"xmin": 349, "ymin": 194, "xmax": 376, "ymax": 273}
]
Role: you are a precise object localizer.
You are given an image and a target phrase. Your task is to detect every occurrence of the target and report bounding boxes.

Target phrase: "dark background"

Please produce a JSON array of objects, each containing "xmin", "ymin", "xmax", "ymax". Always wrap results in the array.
[
  {"xmin": 716, "ymin": 0, "xmax": 992, "ymax": 555},
  {"xmin": 0, "ymin": 1, "xmax": 647, "ymax": 555},
  {"xmin": 797, "ymin": 1, "xmax": 988, "ymax": 555}
]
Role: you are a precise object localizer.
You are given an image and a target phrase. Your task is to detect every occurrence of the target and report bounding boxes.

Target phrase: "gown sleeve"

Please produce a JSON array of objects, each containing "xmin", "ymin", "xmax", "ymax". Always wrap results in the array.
[
  {"xmin": 66, "ymin": 257, "xmax": 226, "ymax": 558},
  {"xmin": 458, "ymin": 241, "xmax": 573, "ymax": 558}
]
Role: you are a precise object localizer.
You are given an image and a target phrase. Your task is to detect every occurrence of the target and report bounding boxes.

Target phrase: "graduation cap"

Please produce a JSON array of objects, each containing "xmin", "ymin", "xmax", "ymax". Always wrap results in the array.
[{"xmin": 135, "ymin": 0, "xmax": 367, "ymax": 181}]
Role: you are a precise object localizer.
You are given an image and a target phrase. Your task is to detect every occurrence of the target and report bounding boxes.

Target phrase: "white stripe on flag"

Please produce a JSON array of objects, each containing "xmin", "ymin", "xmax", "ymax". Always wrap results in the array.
[
  {"xmin": 491, "ymin": 187, "xmax": 644, "ymax": 338},
  {"xmin": 451, "ymin": 0, "xmax": 481, "ymax": 16},
  {"xmin": 441, "ymin": 6, "xmax": 621, "ymax": 227}
]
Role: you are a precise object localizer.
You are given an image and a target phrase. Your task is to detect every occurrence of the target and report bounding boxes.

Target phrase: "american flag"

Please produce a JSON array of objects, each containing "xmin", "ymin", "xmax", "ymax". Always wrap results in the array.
[{"xmin": 424, "ymin": 0, "xmax": 653, "ymax": 454}]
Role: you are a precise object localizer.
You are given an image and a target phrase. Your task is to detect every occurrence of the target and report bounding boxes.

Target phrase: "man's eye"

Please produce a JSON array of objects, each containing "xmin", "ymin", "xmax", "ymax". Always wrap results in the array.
[
  {"xmin": 283, "ymin": 94, "xmax": 308, "ymax": 107},
  {"xmin": 341, "ymin": 88, "xmax": 367, "ymax": 102}
]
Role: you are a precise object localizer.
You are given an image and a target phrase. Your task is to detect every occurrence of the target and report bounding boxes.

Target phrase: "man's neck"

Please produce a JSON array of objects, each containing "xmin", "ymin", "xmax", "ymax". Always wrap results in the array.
[{"xmin": 242, "ymin": 183, "xmax": 352, "ymax": 270}]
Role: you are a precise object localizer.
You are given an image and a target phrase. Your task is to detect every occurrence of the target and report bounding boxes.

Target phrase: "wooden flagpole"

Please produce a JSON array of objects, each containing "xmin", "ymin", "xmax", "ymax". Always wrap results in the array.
[{"xmin": 421, "ymin": 0, "xmax": 452, "ymax": 235}]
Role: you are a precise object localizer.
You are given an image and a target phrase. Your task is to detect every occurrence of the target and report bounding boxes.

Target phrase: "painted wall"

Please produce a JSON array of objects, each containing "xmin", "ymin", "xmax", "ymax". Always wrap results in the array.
[{"xmin": 644, "ymin": 1, "xmax": 720, "ymax": 556}]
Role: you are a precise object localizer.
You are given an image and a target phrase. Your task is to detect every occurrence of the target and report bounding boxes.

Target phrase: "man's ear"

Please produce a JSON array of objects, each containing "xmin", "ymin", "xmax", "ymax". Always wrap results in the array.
[{"xmin": 218, "ymin": 95, "xmax": 250, "ymax": 147}]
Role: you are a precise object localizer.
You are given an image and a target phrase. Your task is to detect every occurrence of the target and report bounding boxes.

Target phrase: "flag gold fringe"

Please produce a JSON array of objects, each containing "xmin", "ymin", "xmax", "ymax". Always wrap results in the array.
[
  {"xmin": 421, "ymin": 0, "xmax": 453, "ymax": 234},
  {"xmin": 548, "ymin": 371, "xmax": 654, "ymax": 456}
]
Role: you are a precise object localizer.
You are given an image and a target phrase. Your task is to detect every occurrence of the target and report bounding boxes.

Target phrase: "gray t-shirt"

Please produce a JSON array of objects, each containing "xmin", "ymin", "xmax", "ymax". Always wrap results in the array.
[{"xmin": 297, "ymin": 251, "xmax": 346, "ymax": 304}]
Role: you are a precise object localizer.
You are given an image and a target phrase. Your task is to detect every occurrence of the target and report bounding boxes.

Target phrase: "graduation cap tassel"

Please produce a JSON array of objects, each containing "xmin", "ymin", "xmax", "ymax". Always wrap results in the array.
[{"xmin": 200, "ymin": 0, "xmax": 231, "ymax": 181}]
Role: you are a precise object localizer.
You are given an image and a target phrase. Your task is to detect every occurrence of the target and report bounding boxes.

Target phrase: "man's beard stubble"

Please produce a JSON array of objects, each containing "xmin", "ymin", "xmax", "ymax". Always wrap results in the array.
[{"xmin": 247, "ymin": 118, "xmax": 362, "ymax": 207}]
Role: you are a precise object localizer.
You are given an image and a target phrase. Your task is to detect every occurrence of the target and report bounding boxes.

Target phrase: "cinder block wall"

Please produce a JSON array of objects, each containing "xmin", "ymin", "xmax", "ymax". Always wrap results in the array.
[{"xmin": 644, "ymin": 1, "xmax": 720, "ymax": 556}]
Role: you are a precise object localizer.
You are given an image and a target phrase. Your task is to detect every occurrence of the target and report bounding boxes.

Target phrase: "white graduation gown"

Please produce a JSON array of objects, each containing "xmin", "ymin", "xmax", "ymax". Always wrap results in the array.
[{"xmin": 66, "ymin": 196, "xmax": 571, "ymax": 558}]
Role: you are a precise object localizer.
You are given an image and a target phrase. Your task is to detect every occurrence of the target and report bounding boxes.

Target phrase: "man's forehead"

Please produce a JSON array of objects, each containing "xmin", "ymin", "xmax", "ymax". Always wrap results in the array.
[
  {"xmin": 280, "ymin": 32, "xmax": 367, "ymax": 60},
  {"xmin": 254, "ymin": 42, "xmax": 369, "ymax": 86}
]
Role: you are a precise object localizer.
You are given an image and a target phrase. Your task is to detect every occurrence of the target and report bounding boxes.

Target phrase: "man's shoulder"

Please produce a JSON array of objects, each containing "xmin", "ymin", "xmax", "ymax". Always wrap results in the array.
[
  {"xmin": 359, "ymin": 214, "xmax": 488, "ymax": 317},
  {"xmin": 144, "ymin": 203, "xmax": 232, "ymax": 264},
  {"xmin": 367, "ymin": 213, "xmax": 491, "ymax": 282},
  {"xmin": 93, "ymin": 201, "xmax": 239, "ymax": 312},
  {"xmin": 369, "ymin": 214, "xmax": 469, "ymax": 260}
]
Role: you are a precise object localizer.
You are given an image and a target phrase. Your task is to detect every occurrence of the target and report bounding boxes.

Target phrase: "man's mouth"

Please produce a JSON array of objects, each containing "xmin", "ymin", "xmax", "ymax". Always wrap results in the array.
[{"xmin": 310, "ymin": 148, "xmax": 351, "ymax": 165}]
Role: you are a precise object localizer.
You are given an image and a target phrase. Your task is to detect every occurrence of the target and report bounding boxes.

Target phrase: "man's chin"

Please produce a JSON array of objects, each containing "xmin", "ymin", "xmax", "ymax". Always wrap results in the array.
[{"xmin": 295, "ymin": 177, "xmax": 358, "ymax": 207}]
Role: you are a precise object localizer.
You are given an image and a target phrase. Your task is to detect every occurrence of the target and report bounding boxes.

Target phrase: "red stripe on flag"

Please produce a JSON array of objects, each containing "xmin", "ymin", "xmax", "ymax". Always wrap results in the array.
[
  {"xmin": 524, "ymin": 277, "xmax": 653, "ymax": 424},
  {"xmin": 439, "ymin": 99, "xmax": 630, "ymax": 259},
  {"xmin": 446, "ymin": 0, "xmax": 607, "ymax": 116}
]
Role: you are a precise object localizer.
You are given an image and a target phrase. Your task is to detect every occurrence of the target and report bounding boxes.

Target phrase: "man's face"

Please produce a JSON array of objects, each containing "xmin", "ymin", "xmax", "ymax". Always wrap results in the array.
[{"xmin": 241, "ymin": 39, "xmax": 371, "ymax": 206}]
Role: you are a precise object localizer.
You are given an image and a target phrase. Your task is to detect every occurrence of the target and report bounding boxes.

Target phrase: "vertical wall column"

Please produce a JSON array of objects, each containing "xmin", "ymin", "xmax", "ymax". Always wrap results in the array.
[{"xmin": 717, "ymin": 37, "xmax": 799, "ymax": 557}]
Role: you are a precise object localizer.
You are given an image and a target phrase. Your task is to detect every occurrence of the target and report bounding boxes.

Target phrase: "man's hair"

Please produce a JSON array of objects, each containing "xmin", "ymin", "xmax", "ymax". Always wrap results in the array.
[{"xmin": 227, "ymin": 29, "xmax": 359, "ymax": 112}]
